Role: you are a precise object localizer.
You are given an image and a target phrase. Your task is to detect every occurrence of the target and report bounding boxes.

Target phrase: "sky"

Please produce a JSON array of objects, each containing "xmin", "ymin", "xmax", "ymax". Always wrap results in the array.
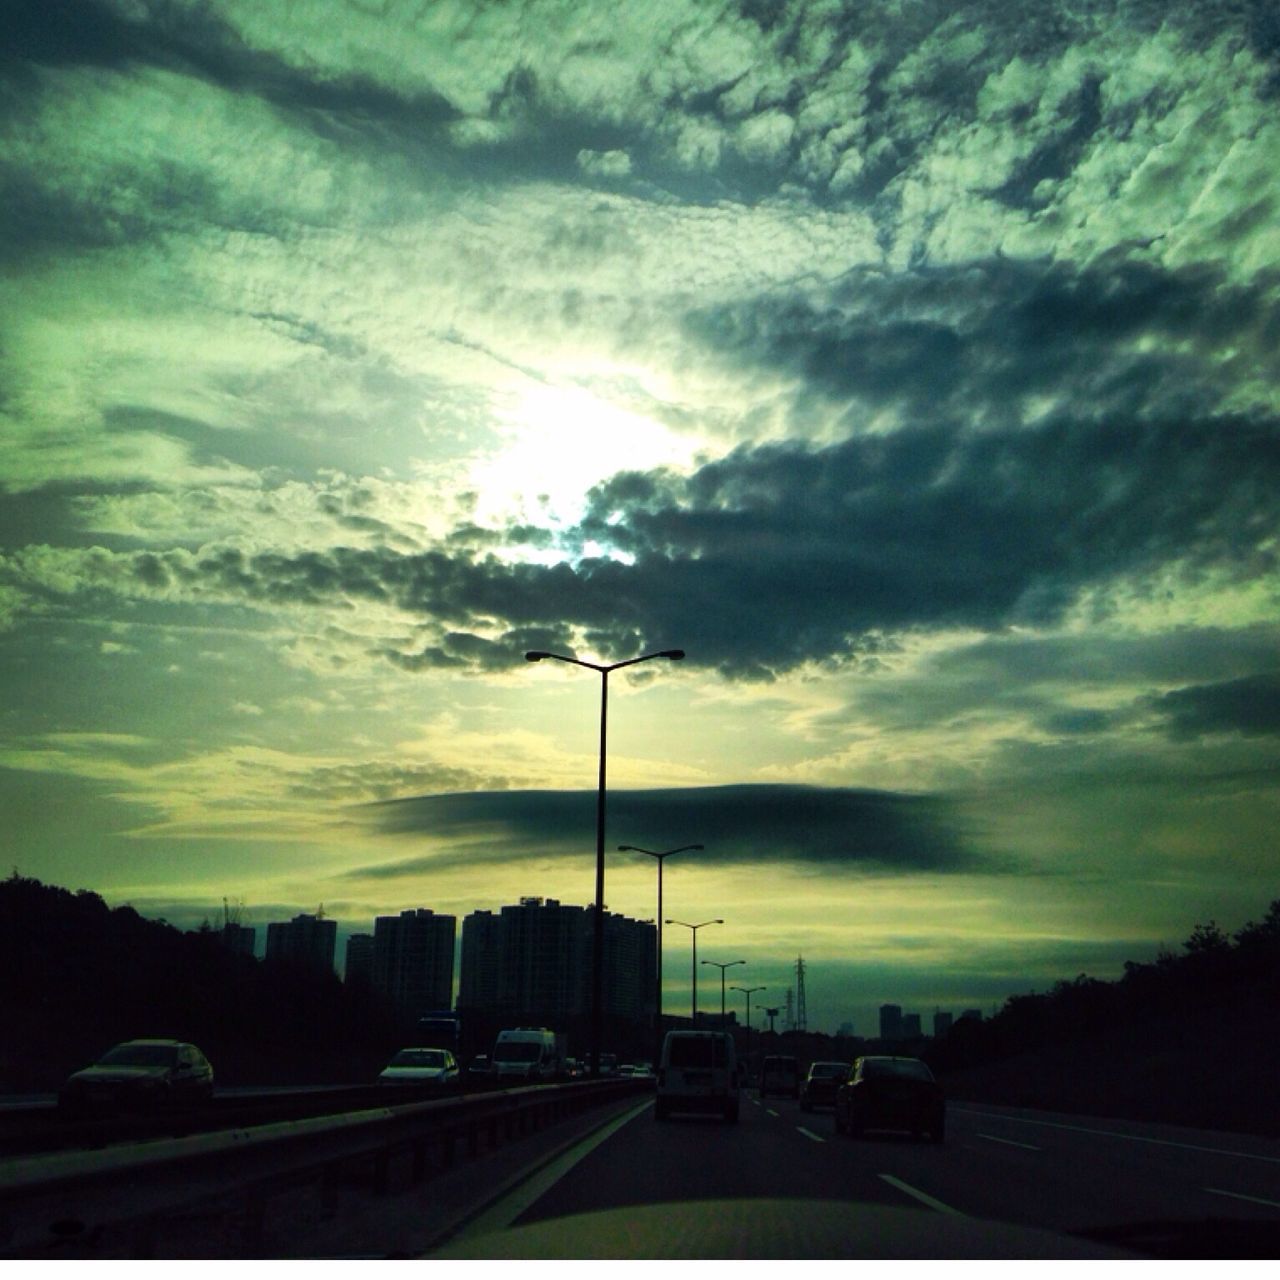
[{"xmin": 2, "ymin": 0, "xmax": 1278, "ymax": 1037}]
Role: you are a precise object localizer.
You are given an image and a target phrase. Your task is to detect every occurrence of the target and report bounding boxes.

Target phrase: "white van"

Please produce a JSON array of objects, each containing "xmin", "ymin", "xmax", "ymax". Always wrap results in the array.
[
  {"xmin": 655, "ymin": 1030, "xmax": 740, "ymax": 1122},
  {"xmin": 491, "ymin": 1028, "xmax": 565, "ymax": 1081}
]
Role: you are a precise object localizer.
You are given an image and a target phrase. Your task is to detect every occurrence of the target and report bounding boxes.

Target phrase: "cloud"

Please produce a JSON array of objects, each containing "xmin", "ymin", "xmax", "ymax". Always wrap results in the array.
[
  {"xmin": 7, "ymin": 354, "xmax": 1276, "ymax": 680},
  {"xmin": 351, "ymin": 783, "xmax": 977, "ymax": 876},
  {"xmin": 1151, "ymin": 673, "xmax": 1280, "ymax": 739}
]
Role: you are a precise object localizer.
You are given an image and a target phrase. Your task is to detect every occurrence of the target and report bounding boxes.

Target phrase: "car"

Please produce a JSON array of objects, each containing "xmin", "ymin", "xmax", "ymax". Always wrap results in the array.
[
  {"xmin": 467, "ymin": 1053, "xmax": 491, "ymax": 1077},
  {"xmin": 833, "ymin": 1055, "xmax": 945, "ymax": 1142},
  {"xmin": 378, "ymin": 1047, "xmax": 461, "ymax": 1089},
  {"xmin": 800, "ymin": 1060, "xmax": 851, "ymax": 1111},
  {"xmin": 655, "ymin": 1030, "xmax": 740, "ymax": 1122},
  {"xmin": 58, "ymin": 1039, "xmax": 214, "ymax": 1112},
  {"xmin": 759, "ymin": 1054, "xmax": 800, "ymax": 1098}
]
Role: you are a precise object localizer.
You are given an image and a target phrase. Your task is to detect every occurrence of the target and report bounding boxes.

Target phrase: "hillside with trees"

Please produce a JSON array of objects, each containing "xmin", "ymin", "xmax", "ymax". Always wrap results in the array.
[
  {"xmin": 0, "ymin": 873, "xmax": 398, "ymax": 1089},
  {"xmin": 928, "ymin": 901, "xmax": 1280, "ymax": 1136}
]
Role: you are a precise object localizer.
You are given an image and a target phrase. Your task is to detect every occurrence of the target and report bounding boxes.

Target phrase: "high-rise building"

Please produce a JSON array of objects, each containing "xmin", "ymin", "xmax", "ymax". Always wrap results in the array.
[
  {"xmin": 372, "ymin": 908, "xmax": 456, "ymax": 1024},
  {"xmin": 344, "ymin": 932, "xmax": 374, "ymax": 985},
  {"xmin": 265, "ymin": 912, "xmax": 336, "ymax": 976},
  {"xmin": 458, "ymin": 897, "xmax": 656, "ymax": 1024},
  {"xmin": 960, "ymin": 1008, "xmax": 982, "ymax": 1023},
  {"xmin": 901, "ymin": 1012, "xmax": 922, "ymax": 1038},
  {"xmin": 458, "ymin": 909, "xmax": 502, "ymax": 1010},
  {"xmin": 497, "ymin": 897, "xmax": 588, "ymax": 1019},
  {"xmin": 879, "ymin": 1003, "xmax": 903, "ymax": 1040},
  {"xmin": 933, "ymin": 1010, "xmax": 953, "ymax": 1039},
  {"xmin": 220, "ymin": 921, "xmax": 255, "ymax": 958}
]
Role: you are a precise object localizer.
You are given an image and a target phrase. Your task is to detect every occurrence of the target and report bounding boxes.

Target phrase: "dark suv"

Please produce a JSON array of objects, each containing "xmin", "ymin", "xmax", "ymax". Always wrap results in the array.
[
  {"xmin": 759, "ymin": 1054, "xmax": 800, "ymax": 1098},
  {"xmin": 58, "ymin": 1039, "xmax": 215, "ymax": 1112},
  {"xmin": 834, "ymin": 1056, "xmax": 945, "ymax": 1142},
  {"xmin": 800, "ymin": 1060, "xmax": 851, "ymax": 1111}
]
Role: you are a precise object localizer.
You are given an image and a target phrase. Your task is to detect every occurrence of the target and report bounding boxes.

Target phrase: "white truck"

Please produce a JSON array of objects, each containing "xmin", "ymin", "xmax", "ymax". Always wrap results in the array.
[{"xmin": 490, "ymin": 1027, "xmax": 566, "ymax": 1082}]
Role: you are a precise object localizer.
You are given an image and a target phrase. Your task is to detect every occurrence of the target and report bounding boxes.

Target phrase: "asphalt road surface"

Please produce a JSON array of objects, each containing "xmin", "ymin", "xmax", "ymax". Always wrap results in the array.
[{"xmin": 449, "ymin": 1091, "xmax": 1280, "ymax": 1255}]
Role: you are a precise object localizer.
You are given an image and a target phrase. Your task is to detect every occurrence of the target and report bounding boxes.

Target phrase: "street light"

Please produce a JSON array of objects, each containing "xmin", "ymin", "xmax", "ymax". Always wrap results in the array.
[
  {"xmin": 619, "ymin": 844, "xmax": 703, "ymax": 1059},
  {"xmin": 666, "ymin": 918, "xmax": 722, "ymax": 1022},
  {"xmin": 525, "ymin": 647, "xmax": 684, "ymax": 1078},
  {"xmin": 702, "ymin": 959, "xmax": 746, "ymax": 1020},
  {"xmin": 731, "ymin": 985, "xmax": 766, "ymax": 1061}
]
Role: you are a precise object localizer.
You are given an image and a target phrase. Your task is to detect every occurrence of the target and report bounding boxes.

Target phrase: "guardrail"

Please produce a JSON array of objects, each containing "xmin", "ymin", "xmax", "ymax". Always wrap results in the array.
[
  {"xmin": 0, "ymin": 1078, "xmax": 647, "ymax": 1258},
  {"xmin": 0, "ymin": 1076, "xmax": 532, "ymax": 1157}
]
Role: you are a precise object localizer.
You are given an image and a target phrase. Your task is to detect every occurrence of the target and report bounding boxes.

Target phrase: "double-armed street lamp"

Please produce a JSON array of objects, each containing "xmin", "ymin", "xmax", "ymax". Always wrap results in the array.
[
  {"xmin": 731, "ymin": 985, "xmax": 766, "ymax": 1058},
  {"xmin": 619, "ymin": 844, "xmax": 703, "ymax": 1058},
  {"xmin": 666, "ymin": 918, "xmax": 722, "ymax": 1022},
  {"xmin": 702, "ymin": 958, "xmax": 746, "ymax": 1020},
  {"xmin": 525, "ymin": 647, "xmax": 684, "ymax": 1078}
]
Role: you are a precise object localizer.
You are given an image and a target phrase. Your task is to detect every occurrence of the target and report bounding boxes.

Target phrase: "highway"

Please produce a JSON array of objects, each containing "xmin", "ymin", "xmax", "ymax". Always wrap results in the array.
[
  {"xmin": 440, "ymin": 1091, "xmax": 1280, "ymax": 1257},
  {"xmin": 5, "ymin": 1081, "xmax": 1279, "ymax": 1257}
]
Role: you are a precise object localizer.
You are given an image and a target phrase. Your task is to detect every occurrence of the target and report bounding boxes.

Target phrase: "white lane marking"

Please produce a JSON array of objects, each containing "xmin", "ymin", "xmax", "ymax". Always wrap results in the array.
[
  {"xmin": 879, "ymin": 1174, "xmax": 965, "ymax": 1217},
  {"xmin": 796, "ymin": 1127, "xmax": 826, "ymax": 1143},
  {"xmin": 452, "ymin": 1098, "xmax": 651, "ymax": 1239},
  {"xmin": 765, "ymin": 1108, "xmax": 779, "ymax": 1117},
  {"xmin": 1205, "ymin": 1187, "xmax": 1280, "ymax": 1209},
  {"xmin": 976, "ymin": 1133, "xmax": 1041, "ymax": 1151},
  {"xmin": 951, "ymin": 1107, "xmax": 1280, "ymax": 1165}
]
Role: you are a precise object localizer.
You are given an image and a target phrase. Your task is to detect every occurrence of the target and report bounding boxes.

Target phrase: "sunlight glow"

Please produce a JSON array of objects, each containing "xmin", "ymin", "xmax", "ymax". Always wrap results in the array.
[{"xmin": 470, "ymin": 381, "xmax": 700, "ymax": 531}]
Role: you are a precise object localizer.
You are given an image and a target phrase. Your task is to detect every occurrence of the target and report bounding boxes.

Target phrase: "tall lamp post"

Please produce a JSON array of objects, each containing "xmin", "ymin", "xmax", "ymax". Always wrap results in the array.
[
  {"xmin": 731, "ymin": 984, "xmax": 766, "ymax": 1060},
  {"xmin": 666, "ymin": 918, "xmax": 722, "ymax": 1022},
  {"xmin": 702, "ymin": 958, "xmax": 746, "ymax": 1020},
  {"xmin": 619, "ymin": 844, "xmax": 703, "ymax": 1060},
  {"xmin": 525, "ymin": 647, "xmax": 684, "ymax": 1078}
]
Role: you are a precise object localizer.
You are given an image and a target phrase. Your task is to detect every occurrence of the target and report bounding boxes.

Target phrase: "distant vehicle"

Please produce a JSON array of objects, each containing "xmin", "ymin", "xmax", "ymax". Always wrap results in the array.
[
  {"xmin": 834, "ymin": 1055, "xmax": 945, "ymax": 1143},
  {"xmin": 467, "ymin": 1053, "xmax": 491, "ymax": 1077},
  {"xmin": 598, "ymin": 1052, "xmax": 619, "ymax": 1077},
  {"xmin": 491, "ymin": 1028, "xmax": 565, "ymax": 1082},
  {"xmin": 58, "ymin": 1039, "xmax": 214, "ymax": 1112},
  {"xmin": 563, "ymin": 1057, "xmax": 585, "ymax": 1079},
  {"xmin": 378, "ymin": 1047, "xmax": 460, "ymax": 1089},
  {"xmin": 655, "ymin": 1030, "xmax": 740, "ymax": 1122},
  {"xmin": 414, "ymin": 1011, "xmax": 462, "ymax": 1056},
  {"xmin": 800, "ymin": 1060, "xmax": 852, "ymax": 1111},
  {"xmin": 760, "ymin": 1054, "xmax": 800, "ymax": 1098}
]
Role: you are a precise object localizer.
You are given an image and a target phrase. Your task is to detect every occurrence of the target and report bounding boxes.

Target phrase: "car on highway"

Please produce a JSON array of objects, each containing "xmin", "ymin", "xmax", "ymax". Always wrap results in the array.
[
  {"xmin": 799, "ymin": 1060, "xmax": 851, "ymax": 1111},
  {"xmin": 759, "ymin": 1054, "xmax": 800, "ymax": 1098},
  {"xmin": 58, "ymin": 1039, "xmax": 214, "ymax": 1112},
  {"xmin": 833, "ymin": 1055, "xmax": 945, "ymax": 1142},
  {"xmin": 655, "ymin": 1030, "xmax": 740, "ymax": 1122},
  {"xmin": 377, "ymin": 1047, "xmax": 461, "ymax": 1089}
]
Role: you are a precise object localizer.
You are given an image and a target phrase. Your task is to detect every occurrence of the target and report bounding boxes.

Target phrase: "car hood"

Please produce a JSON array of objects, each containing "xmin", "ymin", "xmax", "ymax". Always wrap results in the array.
[
  {"xmin": 380, "ymin": 1067, "xmax": 450, "ymax": 1081},
  {"xmin": 431, "ymin": 1198, "xmax": 1131, "ymax": 1259},
  {"xmin": 68, "ymin": 1065, "xmax": 169, "ymax": 1085}
]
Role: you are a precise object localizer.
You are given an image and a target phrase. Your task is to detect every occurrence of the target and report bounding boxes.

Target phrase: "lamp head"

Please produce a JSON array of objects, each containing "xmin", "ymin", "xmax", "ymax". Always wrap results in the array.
[
  {"xmin": 525, "ymin": 651, "xmax": 549, "ymax": 661},
  {"xmin": 659, "ymin": 649, "xmax": 685, "ymax": 660}
]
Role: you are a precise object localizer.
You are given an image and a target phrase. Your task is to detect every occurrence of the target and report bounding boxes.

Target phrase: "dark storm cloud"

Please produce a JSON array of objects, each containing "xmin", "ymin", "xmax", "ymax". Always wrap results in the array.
[
  {"xmin": 350, "ymin": 783, "xmax": 975, "ymax": 877},
  {"xmin": 568, "ymin": 412, "xmax": 1279, "ymax": 674},
  {"xmin": 4, "ymin": 0, "xmax": 459, "ymax": 131},
  {"xmin": 39, "ymin": 387, "xmax": 1273, "ymax": 680},
  {"xmin": 1151, "ymin": 674, "xmax": 1280, "ymax": 739},
  {"xmin": 686, "ymin": 256, "xmax": 1280, "ymax": 426},
  {"xmin": 842, "ymin": 625, "xmax": 1280, "ymax": 738}
]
